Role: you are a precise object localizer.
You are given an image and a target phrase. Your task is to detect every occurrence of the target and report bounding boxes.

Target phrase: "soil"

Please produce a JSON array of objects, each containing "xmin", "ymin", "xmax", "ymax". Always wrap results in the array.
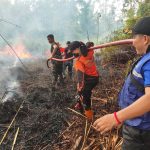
[{"xmin": 0, "ymin": 56, "xmax": 128, "ymax": 150}]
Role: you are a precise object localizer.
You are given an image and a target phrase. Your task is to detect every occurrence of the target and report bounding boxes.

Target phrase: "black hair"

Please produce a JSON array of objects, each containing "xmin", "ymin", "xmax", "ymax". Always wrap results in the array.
[
  {"xmin": 47, "ymin": 34, "xmax": 54, "ymax": 39},
  {"xmin": 66, "ymin": 41, "xmax": 71, "ymax": 45},
  {"xmin": 91, "ymin": 42, "xmax": 94, "ymax": 47},
  {"xmin": 86, "ymin": 41, "xmax": 94, "ymax": 48},
  {"xmin": 69, "ymin": 41, "xmax": 88, "ymax": 57}
]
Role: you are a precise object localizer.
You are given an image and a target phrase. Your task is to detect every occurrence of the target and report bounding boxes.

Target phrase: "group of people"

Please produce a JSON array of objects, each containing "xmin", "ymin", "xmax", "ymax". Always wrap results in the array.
[
  {"xmin": 47, "ymin": 35, "xmax": 73, "ymax": 85},
  {"xmin": 47, "ymin": 34, "xmax": 99, "ymax": 120},
  {"xmin": 47, "ymin": 17, "xmax": 150, "ymax": 149}
]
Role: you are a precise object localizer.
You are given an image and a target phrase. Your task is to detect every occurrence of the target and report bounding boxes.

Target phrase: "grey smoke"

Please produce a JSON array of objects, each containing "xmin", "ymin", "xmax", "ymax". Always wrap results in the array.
[{"xmin": 0, "ymin": 0, "xmax": 124, "ymax": 102}]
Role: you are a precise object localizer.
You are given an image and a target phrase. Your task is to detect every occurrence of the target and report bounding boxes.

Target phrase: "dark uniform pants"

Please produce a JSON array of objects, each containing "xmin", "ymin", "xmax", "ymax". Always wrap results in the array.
[
  {"xmin": 82, "ymin": 76, "xmax": 99, "ymax": 110},
  {"xmin": 63, "ymin": 61, "xmax": 73, "ymax": 78},
  {"xmin": 122, "ymin": 124, "xmax": 150, "ymax": 150},
  {"xmin": 52, "ymin": 61, "xmax": 63, "ymax": 83}
]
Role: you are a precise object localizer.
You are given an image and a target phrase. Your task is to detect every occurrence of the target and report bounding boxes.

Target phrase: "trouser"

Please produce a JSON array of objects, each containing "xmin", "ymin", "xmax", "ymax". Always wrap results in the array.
[
  {"xmin": 122, "ymin": 124, "xmax": 150, "ymax": 150},
  {"xmin": 81, "ymin": 76, "xmax": 99, "ymax": 110},
  {"xmin": 63, "ymin": 61, "xmax": 73, "ymax": 78},
  {"xmin": 52, "ymin": 61, "xmax": 63, "ymax": 83}
]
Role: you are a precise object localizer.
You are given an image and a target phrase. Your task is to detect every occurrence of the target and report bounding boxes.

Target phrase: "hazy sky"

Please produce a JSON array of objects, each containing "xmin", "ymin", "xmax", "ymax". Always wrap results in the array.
[
  {"xmin": 1, "ymin": 0, "xmax": 125, "ymax": 49},
  {"xmin": 93, "ymin": 0, "xmax": 124, "ymax": 20}
]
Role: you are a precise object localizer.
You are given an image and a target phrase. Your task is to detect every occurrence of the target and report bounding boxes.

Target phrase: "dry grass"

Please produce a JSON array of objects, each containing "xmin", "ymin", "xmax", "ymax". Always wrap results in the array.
[{"xmin": 0, "ymin": 58, "xmax": 129, "ymax": 150}]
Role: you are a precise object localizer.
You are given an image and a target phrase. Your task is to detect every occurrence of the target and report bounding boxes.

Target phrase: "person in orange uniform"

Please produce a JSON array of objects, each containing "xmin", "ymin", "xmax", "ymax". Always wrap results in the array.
[{"xmin": 69, "ymin": 41, "xmax": 99, "ymax": 120}]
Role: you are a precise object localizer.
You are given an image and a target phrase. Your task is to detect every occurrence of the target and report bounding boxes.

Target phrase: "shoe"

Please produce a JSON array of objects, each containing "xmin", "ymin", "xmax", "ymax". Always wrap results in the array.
[
  {"xmin": 74, "ymin": 102, "xmax": 84, "ymax": 113},
  {"xmin": 75, "ymin": 102, "xmax": 82, "ymax": 110},
  {"xmin": 84, "ymin": 109, "xmax": 93, "ymax": 120}
]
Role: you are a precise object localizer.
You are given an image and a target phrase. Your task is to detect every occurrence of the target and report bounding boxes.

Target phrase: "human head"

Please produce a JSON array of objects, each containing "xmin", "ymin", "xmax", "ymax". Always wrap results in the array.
[
  {"xmin": 132, "ymin": 17, "xmax": 150, "ymax": 55},
  {"xmin": 69, "ymin": 41, "xmax": 88, "ymax": 58},
  {"xmin": 86, "ymin": 42, "xmax": 94, "ymax": 48},
  {"xmin": 47, "ymin": 34, "xmax": 54, "ymax": 44},
  {"xmin": 66, "ymin": 41, "xmax": 71, "ymax": 47}
]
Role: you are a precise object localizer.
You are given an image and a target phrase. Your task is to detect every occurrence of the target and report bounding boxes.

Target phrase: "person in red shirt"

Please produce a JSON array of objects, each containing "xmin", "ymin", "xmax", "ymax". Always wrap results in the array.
[
  {"xmin": 59, "ymin": 47, "xmax": 65, "ymax": 53},
  {"xmin": 69, "ymin": 41, "xmax": 99, "ymax": 120}
]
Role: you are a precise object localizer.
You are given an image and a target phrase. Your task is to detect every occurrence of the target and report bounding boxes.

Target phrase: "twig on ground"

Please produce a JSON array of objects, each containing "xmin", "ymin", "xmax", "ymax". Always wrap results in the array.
[
  {"xmin": 0, "ymin": 100, "xmax": 24, "ymax": 145},
  {"xmin": 11, "ymin": 127, "xmax": 19, "ymax": 150}
]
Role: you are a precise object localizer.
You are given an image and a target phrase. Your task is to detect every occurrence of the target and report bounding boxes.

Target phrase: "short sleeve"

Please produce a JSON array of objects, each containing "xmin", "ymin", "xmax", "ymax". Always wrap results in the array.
[
  {"xmin": 74, "ymin": 60, "xmax": 85, "ymax": 73},
  {"xmin": 142, "ymin": 60, "xmax": 150, "ymax": 87}
]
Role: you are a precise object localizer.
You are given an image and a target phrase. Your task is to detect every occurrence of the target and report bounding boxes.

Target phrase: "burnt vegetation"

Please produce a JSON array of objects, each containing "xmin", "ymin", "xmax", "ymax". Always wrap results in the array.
[
  {"xmin": 0, "ymin": 46, "xmax": 134, "ymax": 150},
  {"xmin": 0, "ymin": 0, "xmax": 149, "ymax": 149}
]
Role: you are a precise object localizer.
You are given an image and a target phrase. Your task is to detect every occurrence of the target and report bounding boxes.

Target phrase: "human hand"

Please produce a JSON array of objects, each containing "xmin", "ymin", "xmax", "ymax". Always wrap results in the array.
[{"xmin": 93, "ymin": 114, "xmax": 118, "ymax": 134}]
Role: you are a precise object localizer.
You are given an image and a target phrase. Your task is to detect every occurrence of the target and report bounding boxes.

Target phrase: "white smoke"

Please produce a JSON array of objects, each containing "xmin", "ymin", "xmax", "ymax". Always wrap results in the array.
[{"xmin": 0, "ymin": 58, "xmax": 21, "ymax": 103}]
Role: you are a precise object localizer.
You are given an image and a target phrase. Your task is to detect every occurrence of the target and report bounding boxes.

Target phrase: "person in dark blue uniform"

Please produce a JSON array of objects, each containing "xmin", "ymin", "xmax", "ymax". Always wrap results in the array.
[{"xmin": 93, "ymin": 17, "xmax": 150, "ymax": 150}]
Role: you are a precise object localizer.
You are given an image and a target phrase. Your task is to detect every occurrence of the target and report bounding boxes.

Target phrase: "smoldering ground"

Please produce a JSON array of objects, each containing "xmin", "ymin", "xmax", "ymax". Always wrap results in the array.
[
  {"xmin": 0, "ymin": 58, "xmax": 77, "ymax": 150},
  {"xmin": 0, "ymin": 0, "xmax": 137, "ymax": 149},
  {"xmin": 0, "ymin": 46, "xmax": 134, "ymax": 149}
]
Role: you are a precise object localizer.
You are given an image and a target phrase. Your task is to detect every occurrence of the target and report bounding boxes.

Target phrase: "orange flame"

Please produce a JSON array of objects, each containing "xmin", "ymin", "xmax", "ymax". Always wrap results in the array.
[
  {"xmin": 14, "ymin": 43, "xmax": 31, "ymax": 59},
  {"xmin": 0, "ymin": 42, "xmax": 32, "ymax": 59},
  {"xmin": 0, "ymin": 46, "xmax": 13, "ymax": 57}
]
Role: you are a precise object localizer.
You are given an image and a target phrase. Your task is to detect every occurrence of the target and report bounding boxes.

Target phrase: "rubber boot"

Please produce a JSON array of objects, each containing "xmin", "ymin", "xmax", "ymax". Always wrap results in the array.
[
  {"xmin": 84, "ymin": 109, "xmax": 93, "ymax": 120},
  {"xmin": 74, "ymin": 102, "xmax": 84, "ymax": 114},
  {"xmin": 74, "ymin": 95, "xmax": 84, "ymax": 113}
]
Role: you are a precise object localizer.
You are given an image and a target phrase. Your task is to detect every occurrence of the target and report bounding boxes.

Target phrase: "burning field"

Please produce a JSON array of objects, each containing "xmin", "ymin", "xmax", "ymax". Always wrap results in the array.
[
  {"xmin": 0, "ymin": 0, "xmax": 149, "ymax": 149},
  {"xmin": 0, "ymin": 44, "xmax": 133, "ymax": 150}
]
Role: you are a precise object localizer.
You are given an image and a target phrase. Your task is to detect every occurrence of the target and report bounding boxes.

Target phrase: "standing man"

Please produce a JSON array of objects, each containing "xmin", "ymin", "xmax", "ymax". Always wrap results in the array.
[
  {"xmin": 63, "ymin": 41, "xmax": 73, "ymax": 79},
  {"xmin": 93, "ymin": 17, "xmax": 150, "ymax": 150},
  {"xmin": 47, "ymin": 34, "xmax": 63, "ymax": 87}
]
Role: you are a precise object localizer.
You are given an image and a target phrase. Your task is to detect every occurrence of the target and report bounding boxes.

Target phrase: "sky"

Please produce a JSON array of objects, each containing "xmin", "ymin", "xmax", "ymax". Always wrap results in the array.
[
  {"xmin": 1, "ymin": 0, "xmax": 126, "ymax": 49},
  {"xmin": 93, "ymin": 0, "xmax": 124, "ymax": 20}
]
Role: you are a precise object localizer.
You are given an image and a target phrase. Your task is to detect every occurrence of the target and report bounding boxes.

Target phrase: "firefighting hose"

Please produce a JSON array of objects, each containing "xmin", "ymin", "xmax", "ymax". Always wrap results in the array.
[{"xmin": 46, "ymin": 39, "xmax": 133, "ymax": 68}]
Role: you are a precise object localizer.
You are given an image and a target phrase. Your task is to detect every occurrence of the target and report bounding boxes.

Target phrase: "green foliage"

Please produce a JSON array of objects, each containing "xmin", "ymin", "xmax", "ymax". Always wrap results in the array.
[
  {"xmin": 0, "ymin": 0, "xmax": 149, "ymax": 57},
  {"xmin": 96, "ymin": 0, "xmax": 150, "ymax": 68},
  {"xmin": 137, "ymin": 0, "xmax": 150, "ymax": 17},
  {"xmin": 111, "ymin": 0, "xmax": 150, "ymax": 41},
  {"xmin": 100, "ymin": 0, "xmax": 150, "ymax": 59}
]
